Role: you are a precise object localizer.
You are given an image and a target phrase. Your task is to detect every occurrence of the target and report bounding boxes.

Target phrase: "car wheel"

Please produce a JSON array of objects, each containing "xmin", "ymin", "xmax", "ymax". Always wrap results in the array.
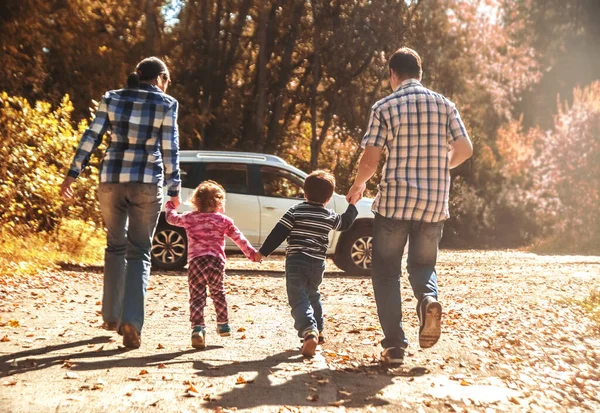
[
  {"xmin": 151, "ymin": 225, "xmax": 187, "ymax": 270},
  {"xmin": 333, "ymin": 224, "xmax": 372, "ymax": 277}
]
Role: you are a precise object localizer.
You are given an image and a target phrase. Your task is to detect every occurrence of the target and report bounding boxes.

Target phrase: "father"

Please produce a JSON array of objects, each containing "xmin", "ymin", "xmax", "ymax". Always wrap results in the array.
[{"xmin": 346, "ymin": 47, "xmax": 473, "ymax": 364}]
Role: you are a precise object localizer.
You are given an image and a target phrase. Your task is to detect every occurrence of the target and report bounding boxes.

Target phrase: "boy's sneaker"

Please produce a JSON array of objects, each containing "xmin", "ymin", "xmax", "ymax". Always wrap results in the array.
[
  {"xmin": 418, "ymin": 296, "xmax": 442, "ymax": 349},
  {"xmin": 380, "ymin": 347, "xmax": 405, "ymax": 366},
  {"xmin": 216, "ymin": 323, "xmax": 231, "ymax": 337},
  {"xmin": 318, "ymin": 331, "xmax": 325, "ymax": 344},
  {"xmin": 120, "ymin": 323, "xmax": 141, "ymax": 349},
  {"xmin": 301, "ymin": 329, "xmax": 319, "ymax": 357},
  {"xmin": 191, "ymin": 326, "xmax": 206, "ymax": 349}
]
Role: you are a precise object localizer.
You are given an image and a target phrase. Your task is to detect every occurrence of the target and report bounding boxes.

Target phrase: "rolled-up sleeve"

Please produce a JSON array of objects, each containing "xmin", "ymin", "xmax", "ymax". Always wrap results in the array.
[
  {"xmin": 67, "ymin": 95, "xmax": 110, "ymax": 178},
  {"xmin": 360, "ymin": 106, "xmax": 388, "ymax": 148},
  {"xmin": 161, "ymin": 100, "xmax": 181, "ymax": 196},
  {"xmin": 447, "ymin": 105, "xmax": 469, "ymax": 145}
]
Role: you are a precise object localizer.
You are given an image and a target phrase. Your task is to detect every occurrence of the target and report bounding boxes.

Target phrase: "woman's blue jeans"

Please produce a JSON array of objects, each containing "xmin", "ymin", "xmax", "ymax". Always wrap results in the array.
[{"xmin": 98, "ymin": 183, "xmax": 162, "ymax": 333}]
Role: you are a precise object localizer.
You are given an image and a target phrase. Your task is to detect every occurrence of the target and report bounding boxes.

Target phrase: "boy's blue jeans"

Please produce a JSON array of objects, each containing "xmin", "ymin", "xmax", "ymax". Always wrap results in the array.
[
  {"xmin": 285, "ymin": 254, "xmax": 326, "ymax": 337},
  {"xmin": 371, "ymin": 213, "xmax": 444, "ymax": 350},
  {"xmin": 98, "ymin": 183, "xmax": 162, "ymax": 334}
]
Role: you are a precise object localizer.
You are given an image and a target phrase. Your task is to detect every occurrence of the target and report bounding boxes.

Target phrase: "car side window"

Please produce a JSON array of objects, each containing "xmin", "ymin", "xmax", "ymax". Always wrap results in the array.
[
  {"xmin": 260, "ymin": 166, "xmax": 304, "ymax": 199},
  {"xmin": 202, "ymin": 163, "xmax": 250, "ymax": 194},
  {"xmin": 180, "ymin": 162, "xmax": 196, "ymax": 189}
]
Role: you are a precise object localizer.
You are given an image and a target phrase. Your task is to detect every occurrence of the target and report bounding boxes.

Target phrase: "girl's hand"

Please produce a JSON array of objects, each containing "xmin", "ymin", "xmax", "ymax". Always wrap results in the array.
[
  {"xmin": 253, "ymin": 252, "xmax": 264, "ymax": 263},
  {"xmin": 170, "ymin": 195, "xmax": 181, "ymax": 208}
]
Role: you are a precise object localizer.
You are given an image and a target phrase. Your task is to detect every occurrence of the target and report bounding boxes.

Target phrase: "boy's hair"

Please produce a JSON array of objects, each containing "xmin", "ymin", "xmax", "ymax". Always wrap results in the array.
[
  {"xmin": 304, "ymin": 170, "xmax": 336, "ymax": 204},
  {"xmin": 389, "ymin": 47, "xmax": 422, "ymax": 80},
  {"xmin": 190, "ymin": 180, "xmax": 226, "ymax": 212}
]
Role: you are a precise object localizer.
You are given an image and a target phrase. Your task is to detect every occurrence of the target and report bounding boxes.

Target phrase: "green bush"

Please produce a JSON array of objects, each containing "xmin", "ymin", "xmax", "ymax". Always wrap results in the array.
[{"xmin": 0, "ymin": 92, "xmax": 102, "ymax": 234}]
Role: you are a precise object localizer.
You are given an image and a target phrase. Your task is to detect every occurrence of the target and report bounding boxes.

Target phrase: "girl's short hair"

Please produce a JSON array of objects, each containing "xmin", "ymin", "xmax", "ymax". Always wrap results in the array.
[{"xmin": 190, "ymin": 180, "xmax": 226, "ymax": 212}]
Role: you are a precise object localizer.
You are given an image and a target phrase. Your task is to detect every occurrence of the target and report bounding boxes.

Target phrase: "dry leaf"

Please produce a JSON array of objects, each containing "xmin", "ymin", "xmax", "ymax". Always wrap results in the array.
[
  {"xmin": 236, "ymin": 376, "xmax": 247, "ymax": 384},
  {"xmin": 338, "ymin": 390, "xmax": 352, "ymax": 397},
  {"xmin": 157, "ymin": 343, "xmax": 165, "ymax": 349},
  {"xmin": 329, "ymin": 400, "xmax": 345, "ymax": 407},
  {"xmin": 65, "ymin": 372, "xmax": 79, "ymax": 379},
  {"xmin": 8, "ymin": 320, "xmax": 19, "ymax": 328},
  {"xmin": 128, "ymin": 377, "xmax": 141, "ymax": 381},
  {"xmin": 1, "ymin": 335, "xmax": 9, "ymax": 342},
  {"xmin": 187, "ymin": 383, "xmax": 199, "ymax": 393},
  {"xmin": 306, "ymin": 394, "xmax": 319, "ymax": 402},
  {"xmin": 2, "ymin": 380, "xmax": 17, "ymax": 386},
  {"xmin": 125, "ymin": 391, "xmax": 133, "ymax": 396},
  {"xmin": 237, "ymin": 327, "xmax": 246, "ymax": 332},
  {"xmin": 158, "ymin": 363, "xmax": 167, "ymax": 369},
  {"xmin": 139, "ymin": 369, "xmax": 149, "ymax": 375}
]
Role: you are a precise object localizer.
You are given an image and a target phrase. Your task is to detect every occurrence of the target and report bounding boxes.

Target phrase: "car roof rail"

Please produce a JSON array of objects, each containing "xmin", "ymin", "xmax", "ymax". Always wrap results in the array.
[{"xmin": 179, "ymin": 150, "xmax": 287, "ymax": 164}]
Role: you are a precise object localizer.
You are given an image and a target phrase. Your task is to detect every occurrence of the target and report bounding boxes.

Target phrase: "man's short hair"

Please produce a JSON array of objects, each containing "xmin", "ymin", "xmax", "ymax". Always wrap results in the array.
[
  {"xmin": 304, "ymin": 170, "xmax": 336, "ymax": 204},
  {"xmin": 389, "ymin": 47, "xmax": 422, "ymax": 79}
]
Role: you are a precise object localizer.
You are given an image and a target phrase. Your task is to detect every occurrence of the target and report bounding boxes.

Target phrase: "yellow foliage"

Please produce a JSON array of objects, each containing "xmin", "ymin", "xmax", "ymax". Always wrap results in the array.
[{"xmin": 0, "ymin": 92, "xmax": 102, "ymax": 233}]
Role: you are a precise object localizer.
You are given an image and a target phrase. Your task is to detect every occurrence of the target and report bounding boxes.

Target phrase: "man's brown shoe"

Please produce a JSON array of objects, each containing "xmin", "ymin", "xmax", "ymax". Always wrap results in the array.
[{"xmin": 120, "ymin": 323, "xmax": 141, "ymax": 349}]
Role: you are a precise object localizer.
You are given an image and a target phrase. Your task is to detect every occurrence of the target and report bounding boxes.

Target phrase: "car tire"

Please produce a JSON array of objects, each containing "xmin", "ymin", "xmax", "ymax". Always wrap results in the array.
[
  {"xmin": 151, "ymin": 224, "xmax": 187, "ymax": 270},
  {"xmin": 333, "ymin": 224, "xmax": 373, "ymax": 277}
]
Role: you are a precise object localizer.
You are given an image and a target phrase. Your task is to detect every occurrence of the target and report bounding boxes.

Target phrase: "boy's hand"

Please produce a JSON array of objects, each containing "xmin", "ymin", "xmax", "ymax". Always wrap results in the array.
[{"xmin": 253, "ymin": 252, "xmax": 264, "ymax": 263}]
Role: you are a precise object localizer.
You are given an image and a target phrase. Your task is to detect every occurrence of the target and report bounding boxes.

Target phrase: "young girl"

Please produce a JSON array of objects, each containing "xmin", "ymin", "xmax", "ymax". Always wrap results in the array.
[{"xmin": 165, "ymin": 180, "xmax": 257, "ymax": 349}]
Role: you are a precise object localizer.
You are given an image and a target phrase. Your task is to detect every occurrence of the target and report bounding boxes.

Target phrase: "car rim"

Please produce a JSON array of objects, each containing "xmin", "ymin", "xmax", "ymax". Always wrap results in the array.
[
  {"xmin": 152, "ymin": 229, "xmax": 186, "ymax": 264},
  {"xmin": 351, "ymin": 236, "xmax": 372, "ymax": 269}
]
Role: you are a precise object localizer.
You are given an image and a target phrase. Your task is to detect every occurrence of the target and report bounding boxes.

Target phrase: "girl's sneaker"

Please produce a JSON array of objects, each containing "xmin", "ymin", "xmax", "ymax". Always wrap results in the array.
[
  {"xmin": 216, "ymin": 323, "xmax": 231, "ymax": 337},
  {"xmin": 191, "ymin": 326, "xmax": 206, "ymax": 349},
  {"xmin": 318, "ymin": 331, "xmax": 325, "ymax": 344}
]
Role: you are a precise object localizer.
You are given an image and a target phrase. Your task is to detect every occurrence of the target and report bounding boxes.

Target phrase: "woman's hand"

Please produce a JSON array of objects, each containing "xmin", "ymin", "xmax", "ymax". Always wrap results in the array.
[{"xmin": 60, "ymin": 177, "xmax": 76, "ymax": 199}]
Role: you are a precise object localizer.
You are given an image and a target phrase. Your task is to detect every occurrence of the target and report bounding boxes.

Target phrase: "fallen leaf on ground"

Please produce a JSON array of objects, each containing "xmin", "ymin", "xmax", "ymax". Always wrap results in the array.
[
  {"xmin": 139, "ymin": 369, "xmax": 149, "ymax": 375},
  {"xmin": 237, "ymin": 327, "xmax": 246, "ymax": 332},
  {"xmin": 157, "ymin": 343, "xmax": 164, "ymax": 349},
  {"xmin": 236, "ymin": 376, "xmax": 247, "ymax": 384},
  {"xmin": 306, "ymin": 394, "xmax": 319, "ymax": 402},
  {"xmin": 1, "ymin": 335, "xmax": 9, "ymax": 342},
  {"xmin": 158, "ymin": 363, "xmax": 167, "ymax": 369},
  {"xmin": 65, "ymin": 372, "xmax": 79, "ymax": 379}
]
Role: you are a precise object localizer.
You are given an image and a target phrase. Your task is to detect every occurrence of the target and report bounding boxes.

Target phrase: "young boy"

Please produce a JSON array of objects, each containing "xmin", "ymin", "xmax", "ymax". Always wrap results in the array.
[{"xmin": 255, "ymin": 170, "xmax": 358, "ymax": 357}]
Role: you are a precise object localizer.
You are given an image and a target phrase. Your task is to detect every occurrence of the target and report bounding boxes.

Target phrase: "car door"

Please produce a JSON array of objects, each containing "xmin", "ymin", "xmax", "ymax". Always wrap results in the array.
[{"xmin": 199, "ymin": 162, "xmax": 261, "ymax": 247}]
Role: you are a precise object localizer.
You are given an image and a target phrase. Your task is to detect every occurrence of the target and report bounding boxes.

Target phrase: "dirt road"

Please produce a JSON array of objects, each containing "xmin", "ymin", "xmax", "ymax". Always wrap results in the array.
[{"xmin": 1, "ymin": 250, "xmax": 599, "ymax": 412}]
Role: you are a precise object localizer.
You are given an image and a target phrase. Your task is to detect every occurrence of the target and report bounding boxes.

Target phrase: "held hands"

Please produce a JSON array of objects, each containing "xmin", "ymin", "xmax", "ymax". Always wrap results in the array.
[
  {"xmin": 169, "ymin": 195, "xmax": 181, "ymax": 208},
  {"xmin": 253, "ymin": 252, "xmax": 264, "ymax": 263},
  {"xmin": 346, "ymin": 183, "xmax": 366, "ymax": 205},
  {"xmin": 60, "ymin": 176, "xmax": 76, "ymax": 199}
]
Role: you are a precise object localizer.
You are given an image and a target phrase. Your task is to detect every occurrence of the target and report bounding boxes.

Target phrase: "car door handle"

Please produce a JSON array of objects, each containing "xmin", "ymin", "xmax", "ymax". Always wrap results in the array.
[{"xmin": 264, "ymin": 206, "xmax": 276, "ymax": 210}]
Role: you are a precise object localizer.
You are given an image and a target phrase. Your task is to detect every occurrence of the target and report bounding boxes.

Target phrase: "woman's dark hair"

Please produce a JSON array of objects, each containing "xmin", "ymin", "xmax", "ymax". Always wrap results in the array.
[
  {"xmin": 389, "ymin": 47, "xmax": 422, "ymax": 80},
  {"xmin": 127, "ymin": 57, "xmax": 169, "ymax": 88}
]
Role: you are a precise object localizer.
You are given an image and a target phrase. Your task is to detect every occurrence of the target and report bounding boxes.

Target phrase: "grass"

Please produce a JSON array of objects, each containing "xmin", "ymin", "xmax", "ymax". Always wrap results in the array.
[{"xmin": 0, "ymin": 220, "xmax": 104, "ymax": 277}]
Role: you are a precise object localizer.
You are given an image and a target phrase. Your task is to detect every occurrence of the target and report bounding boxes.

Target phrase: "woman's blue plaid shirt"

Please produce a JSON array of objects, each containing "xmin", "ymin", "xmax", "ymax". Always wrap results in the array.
[{"xmin": 67, "ymin": 84, "xmax": 181, "ymax": 196}]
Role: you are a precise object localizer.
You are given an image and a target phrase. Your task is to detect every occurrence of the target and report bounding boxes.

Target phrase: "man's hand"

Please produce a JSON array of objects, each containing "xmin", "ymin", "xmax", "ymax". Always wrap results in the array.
[
  {"xmin": 169, "ymin": 195, "xmax": 181, "ymax": 208},
  {"xmin": 253, "ymin": 252, "xmax": 264, "ymax": 263},
  {"xmin": 346, "ymin": 183, "xmax": 366, "ymax": 205},
  {"xmin": 60, "ymin": 176, "xmax": 76, "ymax": 199}
]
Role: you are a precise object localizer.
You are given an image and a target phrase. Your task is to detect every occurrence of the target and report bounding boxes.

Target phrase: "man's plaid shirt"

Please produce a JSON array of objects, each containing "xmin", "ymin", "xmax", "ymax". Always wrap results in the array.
[
  {"xmin": 68, "ymin": 84, "xmax": 181, "ymax": 196},
  {"xmin": 361, "ymin": 79, "xmax": 469, "ymax": 222}
]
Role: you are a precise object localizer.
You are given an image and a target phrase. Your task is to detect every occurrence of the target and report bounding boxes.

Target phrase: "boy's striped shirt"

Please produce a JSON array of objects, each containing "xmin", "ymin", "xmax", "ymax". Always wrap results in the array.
[{"xmin": 259, "ymin": 202, "xmax": 358, "ymax": 260}]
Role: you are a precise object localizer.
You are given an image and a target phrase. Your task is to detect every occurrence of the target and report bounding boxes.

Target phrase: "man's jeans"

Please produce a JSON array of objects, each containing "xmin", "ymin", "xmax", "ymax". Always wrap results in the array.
[
  {"xmin": 98, "ymin": 183, "xmax": 162, "ymax": 333},
  {"xmin": 285, "ymin": 254, "xmax": 326, "ymax": 337},
  {"xmin": 371, "ymin": 213, "xmax": 444, "ymax": 349}
]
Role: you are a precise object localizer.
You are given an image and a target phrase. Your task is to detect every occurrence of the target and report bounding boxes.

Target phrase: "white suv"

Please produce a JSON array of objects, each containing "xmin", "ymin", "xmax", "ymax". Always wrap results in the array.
[{"xmin": 151, "ymin": 151, "xmax": 375, "ymax": 276}]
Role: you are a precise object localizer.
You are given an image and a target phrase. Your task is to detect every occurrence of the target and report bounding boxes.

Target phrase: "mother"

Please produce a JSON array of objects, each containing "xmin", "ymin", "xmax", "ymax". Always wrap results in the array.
[{"xmin": 60, "ymin": 57, "xmax": 181, "ymax": 349}]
